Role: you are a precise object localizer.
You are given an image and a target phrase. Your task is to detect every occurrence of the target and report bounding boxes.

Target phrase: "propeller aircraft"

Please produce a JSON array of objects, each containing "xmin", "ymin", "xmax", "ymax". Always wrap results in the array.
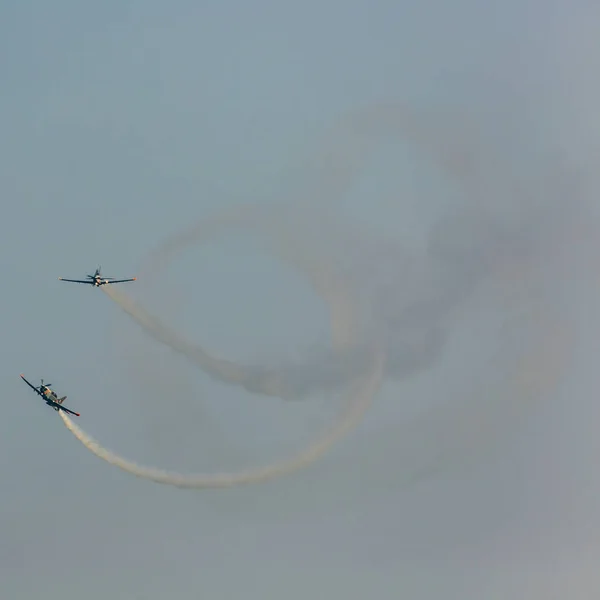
[
  {"xmin": 59, "ymin": 266, "xmax": 136, "ymax": 287},
  {"xmin": 20, "ymin": 374, "xmax": 80, "ymax": 417}
]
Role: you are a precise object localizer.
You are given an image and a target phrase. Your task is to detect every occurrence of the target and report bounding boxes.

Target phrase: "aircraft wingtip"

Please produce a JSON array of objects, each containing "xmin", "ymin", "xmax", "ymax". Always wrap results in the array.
[
  {"xmin": 19, "ymin": 373, "xmax": 24, "ymax": 377},
  {"xmin": 133, "ymin": 277, "xmax": 137, "ymax": 280}
]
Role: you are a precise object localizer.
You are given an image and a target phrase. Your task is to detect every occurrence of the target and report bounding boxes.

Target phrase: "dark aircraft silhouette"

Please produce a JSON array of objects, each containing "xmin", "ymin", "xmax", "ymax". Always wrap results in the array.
[
  {"xmin": 59, "ymin": 266, "xmax": 136, "ymax": 287},
  {"xmin": 20, "ymin": 374, "xmax": 80, "ymax": 416}
]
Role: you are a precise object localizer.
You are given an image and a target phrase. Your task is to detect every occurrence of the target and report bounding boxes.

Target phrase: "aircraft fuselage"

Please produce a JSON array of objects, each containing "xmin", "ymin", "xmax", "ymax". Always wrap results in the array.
[{"xmin": 40, "ymin": 387, "xmax": 57, "ymax": 400}]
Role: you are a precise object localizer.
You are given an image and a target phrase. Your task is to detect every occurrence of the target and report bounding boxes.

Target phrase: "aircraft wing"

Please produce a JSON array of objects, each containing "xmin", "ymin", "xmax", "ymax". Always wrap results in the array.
[
  {"xmin": 48, "ymin": 399, "xmax": 80, "ymax": 417},
  {"xmin": 58, "ymin": 278, "xmax": 94, "ymax": 284},
  {"xmin": 106, "ymin": 278, "xmax": 137, "ymax": 284},
  {"xmin": 20, "ymin": 374, "xmax": 41, "ymax": 395},
  {"xmin": 58, "ymin": 405, "xmax": 80, "ymax": 417}
]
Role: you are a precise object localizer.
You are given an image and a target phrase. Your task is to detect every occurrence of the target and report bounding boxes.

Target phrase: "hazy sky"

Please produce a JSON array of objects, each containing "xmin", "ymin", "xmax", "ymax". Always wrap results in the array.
[{"xmin": 2, "ymin": 1, "xmax": 600, "ymax": 598}]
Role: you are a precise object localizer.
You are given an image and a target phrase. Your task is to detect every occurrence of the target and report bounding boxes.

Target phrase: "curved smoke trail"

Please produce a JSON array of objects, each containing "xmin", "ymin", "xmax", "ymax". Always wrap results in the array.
[
  {"xmin": 78, "ymin": 249, "xmax": 573, "ymax": 493},
  {"xmin": 60, "ymin": 207, "xmax": 386, "ymax": 487},
  {"xmin": 101, "ymin": 202, "xmax": 363, "ymax": 400},
  {"xmin": 82, "ymin": 204, "xmax": 575, "ymax": 490},
  {"xmin": 60, "ymin": 103, "xmax": 583, "ymax": 489},
  {"xmin": 100, "ymin": 103, "xmax": 496, "ymax": 400},
  {"xmin": 107, "ymin": 103, "xmax": 585, "ymax": 401},
  {"xmin": 58, "ymin": 349, "xmax": 383, "ymax": 488}
]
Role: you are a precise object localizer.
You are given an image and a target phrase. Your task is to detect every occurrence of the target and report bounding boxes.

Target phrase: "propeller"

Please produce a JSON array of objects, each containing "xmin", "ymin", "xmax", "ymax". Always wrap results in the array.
[{"xmin": 40, "ymin": 379, "xmax": 52, "ymax": 387}]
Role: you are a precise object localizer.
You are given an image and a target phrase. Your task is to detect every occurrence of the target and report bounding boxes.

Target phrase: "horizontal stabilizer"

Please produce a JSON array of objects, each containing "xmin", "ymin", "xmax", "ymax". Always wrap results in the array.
[{"xmin": 57, "ymin": 396, "xmax": 66, "ymax": 404}]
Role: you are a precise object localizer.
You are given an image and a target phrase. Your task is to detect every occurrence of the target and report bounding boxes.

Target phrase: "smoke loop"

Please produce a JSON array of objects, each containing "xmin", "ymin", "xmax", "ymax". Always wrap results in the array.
[{"xmin": 61, "ymin": 206, "xmax": 385, "ymax": 488}]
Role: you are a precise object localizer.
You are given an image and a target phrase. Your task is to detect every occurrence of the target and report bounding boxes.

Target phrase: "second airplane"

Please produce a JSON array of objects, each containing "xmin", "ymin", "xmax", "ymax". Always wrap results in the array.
[{"xmin": 59, "ymin": 266, "xmax": 136, "ymax": 287}]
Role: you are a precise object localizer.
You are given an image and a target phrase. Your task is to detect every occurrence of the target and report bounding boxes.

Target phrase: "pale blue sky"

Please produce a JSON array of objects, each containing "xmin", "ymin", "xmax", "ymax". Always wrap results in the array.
[{"xmin": 2, "ymin": 1, "xmax": 600, "ymax": 598}]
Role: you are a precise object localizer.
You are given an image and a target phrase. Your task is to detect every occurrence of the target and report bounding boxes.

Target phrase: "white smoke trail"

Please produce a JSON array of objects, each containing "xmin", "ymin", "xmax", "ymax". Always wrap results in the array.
[
  {"xmin": 58, "ymin": 104, "xmax": 580, "ymax": 490},
  {"xmin": 59, "ymin": 349, "xmax": 384, "ymax": 488},
  {"xmin": 60, "ymin": 206, "xmax": 576, "ymax": 491},
  {"xmin": 119, "ymin": 104, "xmax": 579, "ymax": 401},
  {"xmin": 56, "ymin": 204, "xmax": 387, "ymax": 488},
  {"xmin": 60, "ymin": 290, "xmax": 573, "ymax": 490},
  {"xmin": 71, "ymin": 214, "xmax": 574, "ymax": 490},
  {"xmin": 104, "ymin": 102, "xmax": 506, "ymax": 400},
  {"xmin": 101, "ymin": 203, "xmax": 364, "ymax": 400}
]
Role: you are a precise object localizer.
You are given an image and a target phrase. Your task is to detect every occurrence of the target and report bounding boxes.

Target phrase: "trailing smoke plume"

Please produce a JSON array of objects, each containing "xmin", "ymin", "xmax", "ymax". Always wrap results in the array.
[
  {"xmin": 61, "ymin": 200, "xmax": 389, "ymax": 488},
  {"xmin": 102, "ymin": 104, "xmax": 591, "ymax": 401},
  {"xmin": 59, "ymin": 103, "xmax": 589, "ymax": 490},
  {"xmin": 59, "ymin": 348, "xmax": 384, "ymax": 488}
]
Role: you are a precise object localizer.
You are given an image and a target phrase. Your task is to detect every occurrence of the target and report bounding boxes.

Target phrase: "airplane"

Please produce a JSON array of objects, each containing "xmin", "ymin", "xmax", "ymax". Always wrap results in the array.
[
  {"xmin": 20, "ymin": 374, "xmax": 80, "ymax": 417},
  {"xmin": 58, "ymin": 266, "xmax": 136, "ymax": 287}
]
